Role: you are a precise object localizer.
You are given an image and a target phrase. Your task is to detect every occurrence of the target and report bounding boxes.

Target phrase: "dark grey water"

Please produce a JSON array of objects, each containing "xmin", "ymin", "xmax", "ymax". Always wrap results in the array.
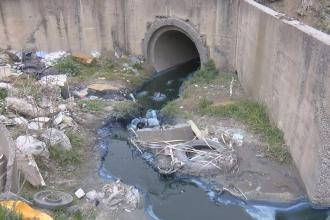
[{"xmin": 98, "ymin": 61, "xmax": 330, "ymax": 220}]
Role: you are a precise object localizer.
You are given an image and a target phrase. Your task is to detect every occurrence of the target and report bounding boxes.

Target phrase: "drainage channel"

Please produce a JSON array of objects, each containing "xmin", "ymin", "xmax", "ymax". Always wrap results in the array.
[{"xmin": 97, "ymin": 61, "xmax": 329, "ymax": 220}]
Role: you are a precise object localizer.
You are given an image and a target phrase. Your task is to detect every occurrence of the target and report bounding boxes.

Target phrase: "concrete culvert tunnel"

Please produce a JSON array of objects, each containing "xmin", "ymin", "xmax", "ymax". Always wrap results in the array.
[
  {"xmin": 144, "ymin": 18, "xmax": 209, "ymax": 72},
  {"xmin": 152, "ymin": 30, "xmax": 200, "ymax": 71}
]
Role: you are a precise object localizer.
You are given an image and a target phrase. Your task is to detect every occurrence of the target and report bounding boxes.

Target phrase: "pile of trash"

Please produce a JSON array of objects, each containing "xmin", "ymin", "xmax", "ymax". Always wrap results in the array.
[
  {"xmin": 74, "ymin": 180, "xmax": 142, "ymax": 216},
  {"xmin": 129, "ymin": 120, "xmax": 239, "ymax": 176}
]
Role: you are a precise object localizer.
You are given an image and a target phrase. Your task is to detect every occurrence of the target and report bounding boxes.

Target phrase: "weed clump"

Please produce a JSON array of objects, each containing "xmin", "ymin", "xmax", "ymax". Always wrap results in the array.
[
  {"xmin": 54, "ymin": 56, "xmax": 82, "ymax": 76},
  {"xmin": 197, "ymin": 98, "xmax": 291, "ymax": 163},
  {"xmin": 160, "ymin": 101, "xmax": 180, "ymax": 121},
  {"xmin": 190, "ymin": 60, "xmax": 218, "ymax": 84},
  {"xmin": 0, "ymin": 205, "xmax": 23, "ymax": 220},
  {"xmin": 112, "ymin": 100, "xmax": 140, "ymax": 120},
  {"xmin": 0, "ymin": 89, "xmax": 8, "ymax": 100}
]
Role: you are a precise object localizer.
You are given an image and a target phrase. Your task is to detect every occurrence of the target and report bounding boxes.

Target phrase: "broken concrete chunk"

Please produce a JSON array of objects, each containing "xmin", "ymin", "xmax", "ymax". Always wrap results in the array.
[
  {"xmin": 41, "ymin": 128, "xmax": 72, "ymax": 151},
  {"xmin": 6, "ymin": 97, "xmax": 47, "ymax": 118},
  {"xmin": 32, "ymin": 117, "xmax": 50, "ymax": 123},
  {"xmin": 15, "ymin": 136, "xmax": 49, "ymax": 158},
  {"xmin": 13, "ymin": 117, "xmax": 28, "ymax": 126},
  {"xmin": 27, "ymin": 122, "xmax": 45, "ymax": 131},
  {"xmin": 53, "ymin": 112, "xmax": 64, "ymax": 125},
  {"xmin": 16, "ymin": 153, "xmax": 46, "ymax": 187},
  {"xmin": 88, "ymin": 82, "xmax": 125, "ymax": 93}
]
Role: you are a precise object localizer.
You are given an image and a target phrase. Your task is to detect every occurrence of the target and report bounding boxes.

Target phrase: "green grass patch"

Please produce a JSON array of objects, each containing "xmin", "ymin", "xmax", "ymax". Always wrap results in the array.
[
  {"xmin": 55, "ymin": 56, "xmax": 151, "ymax": 90},
  {"xmin": 197, "ymin": 98, "xmax": 291, "ymax": 163},
  {"xmin": 160, "ymin": 101, "xmax": 180, "ymax": 121},
  {"xmin": 0, "ymin": 88, "xmax": 8, "ymax": 100},
  {"xmin": 78, "ymin": 99, "xmax": 107, "ymax": 112},
  {"xmin": 190, "ymin": 60, "xmax": 218, "ymax": 84},
  {"xmin": 0, "ymin": 205, "xmax": 23, "ymax": 220},
  {"xmin": 49, "ymin": 131, "xmax": 84, "ymax": 166},
  {"xmin": 112, "ymin": 100, "xmax": 140, "ymax": 120}
]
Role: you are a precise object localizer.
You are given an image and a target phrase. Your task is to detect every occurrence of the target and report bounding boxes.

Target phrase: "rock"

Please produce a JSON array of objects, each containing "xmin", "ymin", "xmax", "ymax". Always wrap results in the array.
[
  {"xmin": 232, "ymin": 133, "xmax": 244, "ymax": 147},
  {"xmin": 0, "ymin": 82, "xmax": 13, "ymax": 91},
  {"xmin": 6, "ymin": 97, "xmax": 47, "ymax": 118},
  {"xmin": 53, "ymin": 112, "xmax": 64, "ymax": 125},
  {"xmin": 75, "ymin": 188, "xmax": 85, "ymax": 199},
  {"xmin": 41, "ymin": 128, "xmax": 72, "ymax": 151},
  {"xmin": 13, "ymin": 117, "xmax": 28, "ymax": 126},
  {"xmin": 73, "ymin": 88, "xmax": 88, "ymax": 99},
  {"xmin": 0, "ymin": 115, "xmax": 15, "ymax": 126},
  {"xmin": 58, "ymin": 104, "xmax": 67, "ymax": 112},
  {"xmin": 27, "ymin": 122, "xmax": 44, "ymax": 131},
  {"xmin": 61, "ymin": 115, "xmax": 74, "ymax": 128},
  {"xmin": 16, "ymin": 136, "xmax": 49, "ymax": 158},
  {"xmin": 39, "ymin": 74, "xmax": 67, "ymax": 87},
  {"xmin": 86, "ymin": 190, "xmax": 97, "ymax": 201},
  {"xmin": 87, "ymin": 81, "xmax": 125, "ymax": 93}
]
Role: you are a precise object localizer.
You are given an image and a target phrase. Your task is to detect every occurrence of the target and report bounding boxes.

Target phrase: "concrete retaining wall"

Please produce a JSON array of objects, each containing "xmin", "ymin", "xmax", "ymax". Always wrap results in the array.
[
  {"xmin": 236, "ymin": 0, "xmax": 330, "ymax": 204},
  {"xmin": 0, "ymin": 0, "xmax": 330, "ymax": 204},
  {"xmin": 0, "ymin": 0, "xmax": 238, "ymax": 71}
]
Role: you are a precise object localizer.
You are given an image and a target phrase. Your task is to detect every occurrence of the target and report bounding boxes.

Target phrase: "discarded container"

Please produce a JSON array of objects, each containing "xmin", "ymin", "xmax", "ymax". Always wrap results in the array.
[{"xmin": 0, "ymin": 200, "xmax": 53, "ymax": 220}]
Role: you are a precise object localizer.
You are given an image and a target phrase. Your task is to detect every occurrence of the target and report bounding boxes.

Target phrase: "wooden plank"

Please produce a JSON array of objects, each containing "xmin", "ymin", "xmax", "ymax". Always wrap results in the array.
[{"xmin": 187, "ymin": 120, "xmax": 203, "ymax": 140}]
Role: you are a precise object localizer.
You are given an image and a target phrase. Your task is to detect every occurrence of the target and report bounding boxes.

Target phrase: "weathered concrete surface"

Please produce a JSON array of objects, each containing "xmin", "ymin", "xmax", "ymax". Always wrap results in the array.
[
  {"xmin": 1, "ymin": 0, "xmax": 330, "ymax": 204},
  {"xmin": 0, "ymin": 124, "xmax": 18, "ymax": 193},
  {"xmin": 0, "ymin": 0, "xmax": 239, "ymax": 71},
  {"xmin": 236, "ymin": 0, "xmax": 330, "ymax": 204}
]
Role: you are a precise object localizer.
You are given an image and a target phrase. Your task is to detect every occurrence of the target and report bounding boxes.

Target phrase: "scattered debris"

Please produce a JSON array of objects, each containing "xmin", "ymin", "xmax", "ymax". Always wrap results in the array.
[
  {"xmin": 75, "ymin": 188, "xmax": 85, "ymax": 199},
  {"xmin": 152, "ymin": 92, "xmax": 166, "ymax": 102},
  {"xmin": 39, "ymin": 74, "xmax": 67, "ymax": 87},
  {"xmin": 130, "ymin": 122, "xmax": 238, "ymax": 176}
]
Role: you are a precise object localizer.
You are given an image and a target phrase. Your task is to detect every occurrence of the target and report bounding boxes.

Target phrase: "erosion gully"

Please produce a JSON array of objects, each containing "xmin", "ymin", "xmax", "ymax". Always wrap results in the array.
[{"xmin": 96, "ymin": 60, "xmax": 329, "ymax": 220}]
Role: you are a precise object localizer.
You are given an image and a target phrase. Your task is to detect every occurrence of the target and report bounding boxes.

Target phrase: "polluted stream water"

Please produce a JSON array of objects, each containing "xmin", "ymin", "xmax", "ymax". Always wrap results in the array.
[{"xmin": 96, "ymin": 60, "xmax": 330, "ymax": 220}]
